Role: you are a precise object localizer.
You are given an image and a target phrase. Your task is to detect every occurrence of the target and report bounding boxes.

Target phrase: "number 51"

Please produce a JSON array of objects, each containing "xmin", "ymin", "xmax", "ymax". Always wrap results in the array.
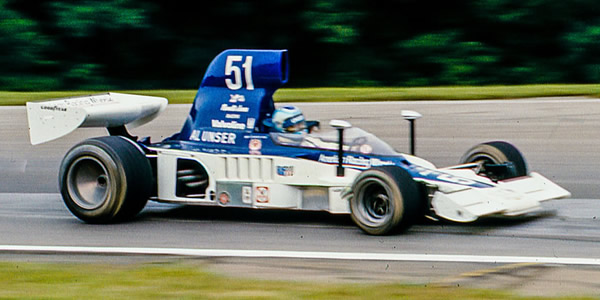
[{"xmin": 225, "ymin": 56, "xmax": 254, "ymax": 90}]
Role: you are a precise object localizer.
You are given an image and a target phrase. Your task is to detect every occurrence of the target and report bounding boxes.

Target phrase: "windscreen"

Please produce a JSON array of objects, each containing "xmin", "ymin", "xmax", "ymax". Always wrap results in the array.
[{"xmin": 271, "ymin": 127, "xmax": 398, "ymax": 156}]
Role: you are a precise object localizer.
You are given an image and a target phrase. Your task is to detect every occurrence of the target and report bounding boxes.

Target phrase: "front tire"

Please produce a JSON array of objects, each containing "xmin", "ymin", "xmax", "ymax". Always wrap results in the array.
[
  {"xmin": 59, "ymin": 136, "xmax": 152, "ymax": 223},
  {"xmin": 459, "ymin": 141, "xmax": 528, "ymax": 179},
  {"xmin": 350, "ymin": 166, "xmax": 421, "ymax": 235}
]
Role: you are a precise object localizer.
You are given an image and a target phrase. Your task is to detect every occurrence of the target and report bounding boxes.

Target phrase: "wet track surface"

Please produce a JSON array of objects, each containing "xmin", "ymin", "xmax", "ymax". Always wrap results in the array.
[{"xmin": 2, "ymin": 98, "xmax": 600, "ymax": 296}]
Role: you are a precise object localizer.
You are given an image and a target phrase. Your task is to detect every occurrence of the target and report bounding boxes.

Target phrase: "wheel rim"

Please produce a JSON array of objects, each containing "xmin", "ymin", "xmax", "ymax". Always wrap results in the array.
[
  {"xmin": 468, "ymin": 153, "xmax": 500, "ymax": 173},
  {"xmin": 469, "ymin": 153, "xmax": 498, "ymax": 164},
  {"xmin": 66, "ymin": 156, "xmax": 111, "ymax": 210},
  {"xmin": 356, "ymin": 178, "xmax": 393, "ymax": 226}
]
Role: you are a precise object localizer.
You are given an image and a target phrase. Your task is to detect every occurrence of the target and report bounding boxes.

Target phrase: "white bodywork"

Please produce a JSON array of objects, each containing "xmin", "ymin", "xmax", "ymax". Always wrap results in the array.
[
  {"xmin": 150, "ymin": 147, "xmax": 570, "ymax": 221},
  {"xmin": 27, "ymin": 93, "xmax": 168, "ymax": 145},
  {"xmin": 151, "ymin": 148, "xmax": 362, "ymax": 213}
]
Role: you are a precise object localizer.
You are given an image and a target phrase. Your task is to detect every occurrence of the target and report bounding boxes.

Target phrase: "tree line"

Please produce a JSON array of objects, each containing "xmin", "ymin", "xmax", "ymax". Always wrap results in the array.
[{"xmin": 2, "ymin": 0, "xmax": 600, "ymax": 91}]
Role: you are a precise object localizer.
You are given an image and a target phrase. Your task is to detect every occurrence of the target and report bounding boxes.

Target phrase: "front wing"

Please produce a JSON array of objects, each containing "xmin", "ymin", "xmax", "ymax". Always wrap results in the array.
[{"xmin": 429, "ymin": 172, "xmax": 571, "ymax": 222}]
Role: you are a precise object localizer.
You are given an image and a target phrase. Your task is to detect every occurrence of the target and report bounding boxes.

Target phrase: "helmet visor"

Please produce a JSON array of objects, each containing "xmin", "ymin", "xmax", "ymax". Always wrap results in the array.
[
  {"xmin": 281, "ymin": 113, "xmax": 306, "ymax": 132},
  {"xmin": 284, "ymin": 120, "xmax": 306, "ymax": 132}
]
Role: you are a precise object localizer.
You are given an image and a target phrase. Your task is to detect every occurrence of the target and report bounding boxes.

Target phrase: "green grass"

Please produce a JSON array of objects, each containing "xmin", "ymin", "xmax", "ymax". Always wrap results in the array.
[
  {"xmin": 0, "ymin": 261, "xmax": 591, "ymax": 299},
  {"xmin": 2, "ymin": 84, "xmax": 600, "ymax": 105},
  {"xmin": 274, "ymin": 84, "xmax": 600, "ymax": 102},
  {"xmin": 0, "ymin": 90, "xmax": 197, "ymax": 106}
]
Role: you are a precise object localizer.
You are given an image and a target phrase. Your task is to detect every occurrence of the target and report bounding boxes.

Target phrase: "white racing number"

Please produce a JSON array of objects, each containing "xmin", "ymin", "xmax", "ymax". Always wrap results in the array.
[{"xmin": 225, "ymin": 55, "xmax": 254, "ymax": 90}]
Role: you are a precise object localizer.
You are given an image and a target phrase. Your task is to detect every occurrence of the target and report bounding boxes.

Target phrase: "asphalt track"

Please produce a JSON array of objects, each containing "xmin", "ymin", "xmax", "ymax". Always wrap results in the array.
[{"xmin": 2, "ymin": 97, "xmax": 600, "ymax": 296}]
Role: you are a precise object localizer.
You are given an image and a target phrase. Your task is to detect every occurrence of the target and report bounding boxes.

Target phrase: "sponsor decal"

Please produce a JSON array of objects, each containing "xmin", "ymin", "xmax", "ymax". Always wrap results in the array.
[
  {"xmin": 229, "ymin": 94, "xmax": 246, "ymax": 103},
  {"xmin": 244, "ymin": 135, "xmax": 268, "ymax": 139},
  {"xmin": 249, "ymin": 139, "xmax": 262, "ymax": 151},
  {"xmin": 359, "ymin": 144, "xmax": 373, "ymax": 154},
  {"xmin": 218, "ymin": 192, "xmax": 230, "ymax": 205},
  {"xmin": 412, "ymin": 166, "xmax": 478, "ymax": 186},
  {"xmin": 211, "ymin": 119, "xmax": 246, "ymax": 130},
  {"xmin": 246, "ymin": 118, "xmax": 256, "ymax": 129},
  {"xmin": 242, "ymin": 186, "xmax": 252, "ymax": 204},
  {"xmin": 249, "ymin": 138, "xmax": 262, "ymax": 155},
  {"xmin": 64, "ymin": 95, "xmax": 115, "ymax": 107},
  {"xmin": 277, "ymin": 166, "xmax": 294, "ymax": 177},
  {"xmin": 255, "ymin": 186, "xmax": 269, "ymax": 203},
  {"xmin": 220, "ymin": 103, "xmax": 249, "ymax": 113},
  {"xmin": 317, "ymin": 154, "xmax": 394, "ymax": 168},
  {"xmin": 40, "ymin": 105, "xmax": 67, "ymax": 112},
  {"xmin": 289, "ymin": 115, "xmax": 304, "ymax": 124},
  {"xmin": 201, "ymin": 148, "xmax": 228, "ymax": 154},
  {"xmin": 200, "ymin": 131, "xmax": 236, "ymax": 144}
]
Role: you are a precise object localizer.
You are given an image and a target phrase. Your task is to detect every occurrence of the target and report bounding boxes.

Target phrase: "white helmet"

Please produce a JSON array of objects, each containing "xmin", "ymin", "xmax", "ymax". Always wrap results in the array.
[{"xmin": 270, "ymin": 106, "xmax": 306, "ymax": 133}]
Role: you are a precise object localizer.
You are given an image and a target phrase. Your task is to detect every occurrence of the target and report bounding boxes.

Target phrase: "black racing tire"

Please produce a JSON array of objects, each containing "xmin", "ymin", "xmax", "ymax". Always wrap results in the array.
[
  {"xmin": 350, "ymin": 166, "xmax": 421, "ymax": 235},
  {"xmin": 59, "ymin": 136, "xmax": 152, "ymax": 223},
  {"xmin": 459, "ymin": 141, "xmax": 528, "ymax": 178}
]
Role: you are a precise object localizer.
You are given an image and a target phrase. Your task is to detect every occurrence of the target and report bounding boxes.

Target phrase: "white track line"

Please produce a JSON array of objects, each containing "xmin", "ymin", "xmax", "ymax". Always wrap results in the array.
[{"xmin": 2, "ymin": 245, "xmax": 600, "ymax": 266}]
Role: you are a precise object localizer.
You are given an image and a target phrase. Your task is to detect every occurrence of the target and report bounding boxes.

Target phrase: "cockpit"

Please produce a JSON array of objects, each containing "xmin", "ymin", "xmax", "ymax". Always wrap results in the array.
[{"xmin": 270, "ymin": 127, "xmax": 399, "ymax": 156}]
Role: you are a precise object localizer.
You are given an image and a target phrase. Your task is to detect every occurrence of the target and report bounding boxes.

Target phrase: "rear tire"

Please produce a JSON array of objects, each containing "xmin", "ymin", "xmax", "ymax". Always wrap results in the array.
[
  {"xmin": 459, "ymin": 141, "xmax": 528, "ymax": 179},
  {"xmin": 350, "ymin": 166, "xmax": 421, "ymax": 235},
  {"xmin": 59, "ymin": 136, "xmax": 152, "ymax": 223}
]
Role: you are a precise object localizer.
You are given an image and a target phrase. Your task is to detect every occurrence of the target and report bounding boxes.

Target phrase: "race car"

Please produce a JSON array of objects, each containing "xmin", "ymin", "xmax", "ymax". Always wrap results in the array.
[{"xmin": 26, "ymin": 49, "xmax": 570, "ymax": 235}]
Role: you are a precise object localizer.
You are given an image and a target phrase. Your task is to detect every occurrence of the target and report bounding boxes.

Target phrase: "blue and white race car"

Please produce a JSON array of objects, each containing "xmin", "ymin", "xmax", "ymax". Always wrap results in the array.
[{"xmin": 27, "ymin": 49, "xmax": 570, "ymax": 235}]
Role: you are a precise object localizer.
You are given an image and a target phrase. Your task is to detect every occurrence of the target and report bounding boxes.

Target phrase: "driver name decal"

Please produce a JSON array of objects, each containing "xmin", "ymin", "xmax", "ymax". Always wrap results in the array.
[
  {"xmin": 200, "ymin": 131, "xmax": 236, "ymax": 144},
  {"xmin": 190, "ymin": 130, "xmax": 237, "ymax": 144}
]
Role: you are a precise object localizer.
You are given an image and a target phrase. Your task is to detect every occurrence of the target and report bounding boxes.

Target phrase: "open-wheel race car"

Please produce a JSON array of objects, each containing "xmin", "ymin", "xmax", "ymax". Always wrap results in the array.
[{"xmin": 27, "ymin": 49, "xmax": 570, "ymax": 235}]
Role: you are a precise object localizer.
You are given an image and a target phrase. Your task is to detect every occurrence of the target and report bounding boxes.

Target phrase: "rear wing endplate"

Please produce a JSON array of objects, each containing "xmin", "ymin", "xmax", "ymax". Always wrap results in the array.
[{"xmin": 26, "ymin": 93, "xmax": 168, "ymax": 145}]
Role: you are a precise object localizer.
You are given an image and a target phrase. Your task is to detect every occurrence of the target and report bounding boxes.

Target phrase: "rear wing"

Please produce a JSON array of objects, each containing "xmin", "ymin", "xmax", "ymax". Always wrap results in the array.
[{"xmin": 27, "ymin": 93, "xmax": 168, "ymax": 145}]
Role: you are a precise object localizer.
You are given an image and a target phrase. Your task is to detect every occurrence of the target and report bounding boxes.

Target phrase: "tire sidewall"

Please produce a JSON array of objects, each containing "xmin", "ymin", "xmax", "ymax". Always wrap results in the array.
[
  {"xmin": 460, "ymin": 144, "xmax": 509, "ymax": 165},
  {"xmin": 350, "ymin": 166, "xmax": 419, "ymax": 235}
]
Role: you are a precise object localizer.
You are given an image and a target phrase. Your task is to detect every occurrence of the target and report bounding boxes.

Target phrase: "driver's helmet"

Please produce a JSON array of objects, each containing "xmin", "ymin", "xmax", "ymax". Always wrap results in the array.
[{"xmin": 271, "ymin": 106, "xmax": 306, "ymax": 133}]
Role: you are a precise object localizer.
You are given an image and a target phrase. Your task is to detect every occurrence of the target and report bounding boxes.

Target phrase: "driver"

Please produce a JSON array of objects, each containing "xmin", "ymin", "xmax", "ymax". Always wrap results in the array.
[{"xmin": 264, "ymin": 105, "xmax": 308, "ymax": 133}]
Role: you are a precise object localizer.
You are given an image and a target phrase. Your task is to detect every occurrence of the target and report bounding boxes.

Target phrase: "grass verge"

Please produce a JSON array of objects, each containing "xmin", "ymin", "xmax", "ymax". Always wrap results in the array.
[
  {"xmin": 0, "ymin": 261, "xmax": 590, "ymax": 299},
  {"xmin": 1, "ymin": 84, "xmax": 599, "ymax": 105}
]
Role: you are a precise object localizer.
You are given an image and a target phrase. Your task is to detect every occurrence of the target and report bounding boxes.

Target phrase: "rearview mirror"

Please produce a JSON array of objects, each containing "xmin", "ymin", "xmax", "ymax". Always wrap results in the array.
[
  {"xmin": 401, "ymin": 110, "xmax": 422, "ymax": 155},
  {"xmin": 401, "ymin": 110, "xmax": 422, "ymax": 120},
  {"xmin": 329, "ymin": 119, "xmax": 352, "ymax": 129}
]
